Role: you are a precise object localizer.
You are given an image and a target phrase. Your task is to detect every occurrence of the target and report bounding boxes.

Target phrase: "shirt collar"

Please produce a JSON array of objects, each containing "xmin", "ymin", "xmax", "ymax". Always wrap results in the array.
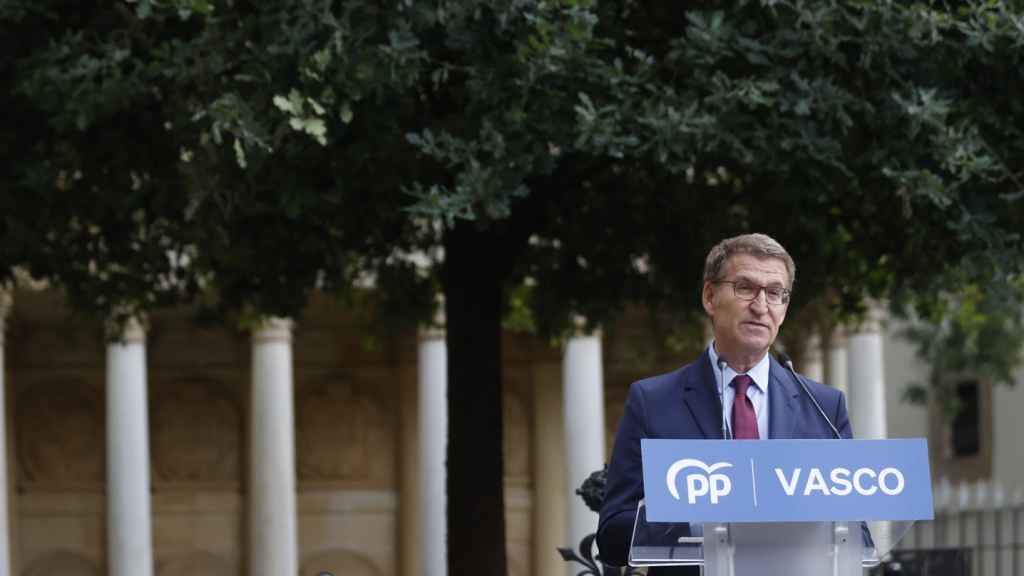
[{"xmin": 708, "ymin": 342, "xmax": 771, "ymax": 394}]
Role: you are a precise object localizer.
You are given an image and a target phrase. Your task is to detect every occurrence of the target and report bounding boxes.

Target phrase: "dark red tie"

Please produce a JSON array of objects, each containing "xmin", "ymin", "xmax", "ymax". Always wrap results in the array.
[{"xmin": 731, "ymin": 375, "xmax": 759, "ymax": 439}]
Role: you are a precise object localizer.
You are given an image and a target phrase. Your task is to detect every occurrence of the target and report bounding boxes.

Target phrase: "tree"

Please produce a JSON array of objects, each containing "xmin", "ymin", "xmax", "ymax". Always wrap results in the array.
[{"xmin": 4, "ymin": 1, "xmax": 1024, "ymax": 574}]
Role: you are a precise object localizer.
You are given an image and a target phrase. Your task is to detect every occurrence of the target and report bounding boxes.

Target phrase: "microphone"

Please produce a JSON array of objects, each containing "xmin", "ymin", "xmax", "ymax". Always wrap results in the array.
[
  {"xmin": 776, "ymin": 351, "xmax": 842, "ymax": 440},
  {"xmin": 716, "ymin": 357, "xmax": 731, "ymax": 440}
]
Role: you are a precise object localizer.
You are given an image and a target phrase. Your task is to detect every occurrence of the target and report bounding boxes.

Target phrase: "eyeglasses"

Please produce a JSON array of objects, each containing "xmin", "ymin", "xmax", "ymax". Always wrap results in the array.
[{"xmin": 713, "ymin": 279, "xmax": 791, "ymax": 306}]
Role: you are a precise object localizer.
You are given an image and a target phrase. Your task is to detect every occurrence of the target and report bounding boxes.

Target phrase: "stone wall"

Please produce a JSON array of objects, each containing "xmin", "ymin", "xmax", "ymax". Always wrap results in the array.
[
  {"xmin": 6, "ymin": 292, "xmax": 409, "ymax": 576},
  {"xmin": 5, "ymin": 291, "xmax": 605, "ymax": 576}
]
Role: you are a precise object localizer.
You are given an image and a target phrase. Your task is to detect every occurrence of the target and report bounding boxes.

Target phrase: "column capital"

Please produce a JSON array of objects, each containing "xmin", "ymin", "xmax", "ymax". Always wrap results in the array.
[
  {"xmin": 569, "ymin": 315, "xmax": 602, "ymax": 339},
  {"xmin": 419, "ymin": 306, "xmax": 446, "ymax": 342},
  {"xmin": 107, "ymin": 314, "xmax": 147, "ymax": 344},
  {"xmin": 848, "ymin": 303, "xmax": 886, "ymax": 336},
  {"xmin": 252, "ymin": 317, "xmax": 293, "ymax": 343}
]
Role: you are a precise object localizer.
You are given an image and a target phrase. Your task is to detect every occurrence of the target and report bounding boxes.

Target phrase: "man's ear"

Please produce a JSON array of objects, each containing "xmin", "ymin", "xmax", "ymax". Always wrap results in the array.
[{"xmin": 701, "ymin": 282, "xmax": 715, "ymax": 317}]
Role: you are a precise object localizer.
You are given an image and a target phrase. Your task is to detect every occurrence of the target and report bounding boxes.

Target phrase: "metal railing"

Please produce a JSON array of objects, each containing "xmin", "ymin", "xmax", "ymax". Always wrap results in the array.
[{"xmin": 895, "ymin": 479, "xmax": 1024, "ymax": 576}]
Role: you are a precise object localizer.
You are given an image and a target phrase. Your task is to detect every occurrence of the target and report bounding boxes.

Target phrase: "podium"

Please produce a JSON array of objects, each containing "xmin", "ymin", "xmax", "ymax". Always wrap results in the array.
[{"xmin": 630, "ymin": 439, "xmax": 934, "ymax": 576}]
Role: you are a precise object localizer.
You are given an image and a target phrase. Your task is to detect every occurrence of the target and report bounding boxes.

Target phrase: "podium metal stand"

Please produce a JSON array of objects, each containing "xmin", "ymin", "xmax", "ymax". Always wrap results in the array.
[{"xmin": 629, "ymin": 501, "xmax": 916, "ymax": 576}]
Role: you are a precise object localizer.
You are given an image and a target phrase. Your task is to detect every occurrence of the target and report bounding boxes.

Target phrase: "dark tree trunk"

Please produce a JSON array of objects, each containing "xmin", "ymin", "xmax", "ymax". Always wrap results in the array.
[{"xmin": 444, "ymin": 221, "xmax": 508, "ymax": 576}]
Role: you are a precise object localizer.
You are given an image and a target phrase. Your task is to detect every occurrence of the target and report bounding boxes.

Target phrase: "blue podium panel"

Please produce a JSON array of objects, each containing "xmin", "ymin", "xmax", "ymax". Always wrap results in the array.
[{"xmin": 641, "ymin": 438, "xmax": 933, "ymax": 523}]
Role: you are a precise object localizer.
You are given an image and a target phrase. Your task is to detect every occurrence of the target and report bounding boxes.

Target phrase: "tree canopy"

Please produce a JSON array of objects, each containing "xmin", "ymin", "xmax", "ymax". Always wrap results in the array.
[{"xmin": 4, "ymin": 1, "xmax": 1024, "ymax": 573}]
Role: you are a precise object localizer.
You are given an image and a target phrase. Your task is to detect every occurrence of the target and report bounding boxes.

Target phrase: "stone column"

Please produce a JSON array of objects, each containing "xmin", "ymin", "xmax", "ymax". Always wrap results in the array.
[
  {"xmin": 418, "ymin": 324, "xmax": 447, "ymax": 576},
  {"xmin": 0, "ymin": 293, "xmax": 11, "ymax": 576},
  {"xmin": 825, "ymin": 326, "xmax": 849, "ymax": 397},
  {"xmin": 562, "ymin": 325, "xmax": 606, "ymax": 553},
  {"xmin": 397, "ymin": 361, "xmax": 420, "ymax": 576},
  {"xmin": 249, "ymin": 318, "xmax": 298, "ymax": 576},
  {"xmin": 531, "ymin": 362, "xmax": 568, "ymax": 576},
  {"xmin": 802, "ymin": 332, "xmax": 825, "ymax": 383},
  {"xmin": 847, "ymin": 308, "xmax": 887, "ymax": 439},
  {"xmin": 106, "ymin": 317, "xmax": 154, "ymax": 576}
]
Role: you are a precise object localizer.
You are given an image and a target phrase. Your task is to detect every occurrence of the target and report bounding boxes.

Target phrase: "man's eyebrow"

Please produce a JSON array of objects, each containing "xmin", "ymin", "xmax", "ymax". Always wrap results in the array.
[{"xmin": 734, "ymin": 274, "xmax": 786, "ymax": 289}]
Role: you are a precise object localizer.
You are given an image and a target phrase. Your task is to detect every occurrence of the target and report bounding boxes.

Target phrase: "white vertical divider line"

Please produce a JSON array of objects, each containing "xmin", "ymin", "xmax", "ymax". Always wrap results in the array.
[{"xmin": 750, "ymin": 459, "xmax": 758, "ymax": 507}]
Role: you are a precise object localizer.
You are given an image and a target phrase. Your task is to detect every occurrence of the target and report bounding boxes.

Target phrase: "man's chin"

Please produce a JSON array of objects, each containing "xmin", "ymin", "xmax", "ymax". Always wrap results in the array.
[
  {"xmin": 735, "ymin": 340, "xmax": 772, "ymax": 358},
  {"xmin": 716, "ymin": 336, "xmax": 772, "ymax": 360}
]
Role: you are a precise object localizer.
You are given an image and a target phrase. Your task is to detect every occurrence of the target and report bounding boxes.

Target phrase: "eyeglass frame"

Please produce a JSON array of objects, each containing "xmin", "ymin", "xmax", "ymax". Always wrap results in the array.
[{"xmin": 711, "ymin": 279, "xmax": 791, "ymax": 306}]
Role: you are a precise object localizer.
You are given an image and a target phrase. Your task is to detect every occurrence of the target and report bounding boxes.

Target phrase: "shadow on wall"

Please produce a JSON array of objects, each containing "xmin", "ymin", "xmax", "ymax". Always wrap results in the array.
[
  {"xmin": 301, "ymin": 549, "xmax": 380, "ymax": 576},
  {"xmin": 23, "ymin": 550, "xmax": 98, "ymax": 576},
  {"xmin": 156, "ymin": 551, "xmax": 235, "ymax": 576}
]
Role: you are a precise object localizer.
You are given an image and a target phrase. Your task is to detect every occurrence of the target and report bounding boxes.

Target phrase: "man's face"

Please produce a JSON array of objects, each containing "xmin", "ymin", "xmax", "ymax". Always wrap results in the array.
[{"xmin": 702, "ymin": 254, "xmax": 790, "ymax": 362}]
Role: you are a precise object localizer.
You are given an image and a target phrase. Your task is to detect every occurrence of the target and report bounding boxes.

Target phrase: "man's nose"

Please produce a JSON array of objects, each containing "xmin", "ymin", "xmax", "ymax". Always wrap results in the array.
[{"xmin": 749, "ymin": 289, "xmax": 769, "ymax": 311}]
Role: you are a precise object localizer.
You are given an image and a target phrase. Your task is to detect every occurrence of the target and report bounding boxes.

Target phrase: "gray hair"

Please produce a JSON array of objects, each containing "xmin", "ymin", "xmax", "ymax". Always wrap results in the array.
[{"xmin": 702, "ymin": 233, "xmax": 796, "ymax": 288}]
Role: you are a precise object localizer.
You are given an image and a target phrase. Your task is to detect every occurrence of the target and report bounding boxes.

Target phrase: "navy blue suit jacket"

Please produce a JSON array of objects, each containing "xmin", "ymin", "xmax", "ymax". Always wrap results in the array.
[{"xmin": 596, "ymin": 351, "xmax": 853, "ymax": 572}]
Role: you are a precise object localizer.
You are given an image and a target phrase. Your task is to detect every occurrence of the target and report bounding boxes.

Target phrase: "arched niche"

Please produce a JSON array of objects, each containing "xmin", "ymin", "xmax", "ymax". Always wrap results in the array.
[
  {"xmin": 150, "ymin": 377, "xmax": 241, "ymax": 485},
  {"xmin": 16, "ymin": 379, "xmax": 104, "ymax": 487},
  {"xmin": 296, "ymin": 375, "xmax": 392, "ymax": 485}
]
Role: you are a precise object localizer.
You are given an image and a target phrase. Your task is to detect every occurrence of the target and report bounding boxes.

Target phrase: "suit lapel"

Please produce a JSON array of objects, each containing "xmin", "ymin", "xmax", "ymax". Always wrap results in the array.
[
  {"xmin": 768, "ymin": 356, "xmax": 800, "ymax": 439},
  {"xmin": 682, "ymin": 350, "xmax": 724, "ymax": 439}
]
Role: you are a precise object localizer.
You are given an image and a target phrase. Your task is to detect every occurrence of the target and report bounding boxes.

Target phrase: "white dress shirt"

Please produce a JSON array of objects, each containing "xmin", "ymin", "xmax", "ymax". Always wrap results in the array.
[{"xmin": 708, "ymin": 342, "xmax": 770, "ymax": 439}]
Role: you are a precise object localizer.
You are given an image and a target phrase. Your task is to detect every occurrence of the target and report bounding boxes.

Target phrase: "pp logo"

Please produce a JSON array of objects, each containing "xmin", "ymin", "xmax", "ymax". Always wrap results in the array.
[{"xmin": 666, "ymin": 459, "xmax": 733, "ymax": 504}]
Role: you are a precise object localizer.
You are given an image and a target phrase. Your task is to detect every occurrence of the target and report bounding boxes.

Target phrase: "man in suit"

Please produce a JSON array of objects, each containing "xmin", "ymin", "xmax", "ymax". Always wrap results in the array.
[{"xmin": 596, "ymin": 233, "xmax": 854, "ymax": 574}]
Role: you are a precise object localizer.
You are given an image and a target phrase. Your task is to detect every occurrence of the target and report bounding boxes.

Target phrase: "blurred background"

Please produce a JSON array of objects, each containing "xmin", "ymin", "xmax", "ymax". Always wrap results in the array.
[{"xmin": 2, "ymin": 1, "xmax": 1024, "ymax": 575}]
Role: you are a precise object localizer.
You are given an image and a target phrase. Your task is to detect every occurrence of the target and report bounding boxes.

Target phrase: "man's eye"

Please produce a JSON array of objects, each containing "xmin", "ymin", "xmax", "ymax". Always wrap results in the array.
[
  {"xmin": 735, "ymin": 281, "xmax": 756, "ymax": 291},
  {"xmin": 766, "ymin": 287, "xmax": 783, "ymax": 297}
]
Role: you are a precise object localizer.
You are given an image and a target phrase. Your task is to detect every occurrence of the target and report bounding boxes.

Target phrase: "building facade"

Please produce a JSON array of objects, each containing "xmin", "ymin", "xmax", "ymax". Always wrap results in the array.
[{"xmin": 1, "ymin": 289, "xmax": 1021, "ymax": 575}]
